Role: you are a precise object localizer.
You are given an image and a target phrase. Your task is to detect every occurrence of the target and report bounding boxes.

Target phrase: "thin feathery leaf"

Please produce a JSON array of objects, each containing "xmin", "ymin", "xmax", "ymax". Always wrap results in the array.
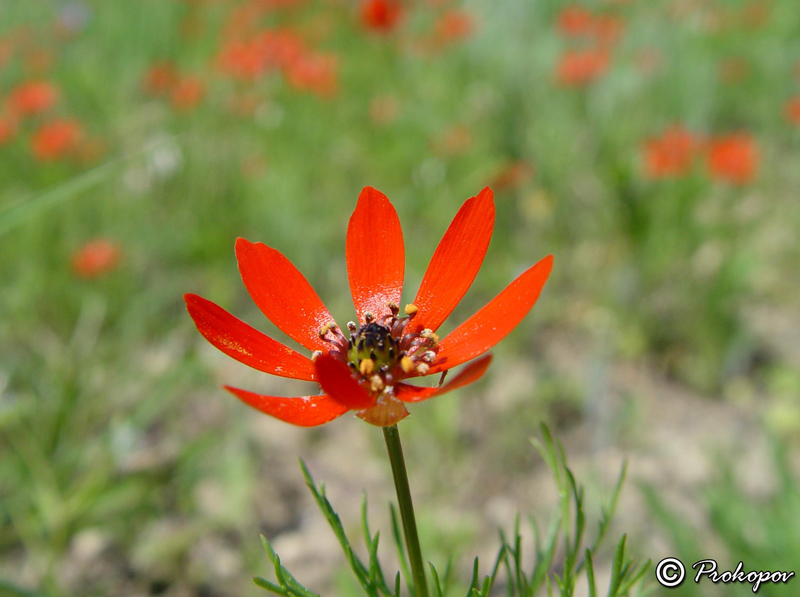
[
  {"xmin": 253, "ymin": 576, "xmax": 288, "ymax": 595},
  {"xmin": 617, "ymin": 559, "xmax": 652, "ymax": 595},
  {"xmin": 584, "ymin": 549, "xmax": 597, "ymax": 597},
  {"xmin": 429, "ymin": 563, "xmax": 444, "ymax": 597},
  {"xmin": 608, "ymin": 534, "xmax": 628, "ymax": 596},
  {"xmin": 390, "ymin": 503, "xmax": 412, "ymax": 592},
  {"xmin": 466, "ymin": 557, "xmax": 481, "ymax": 596},
  {"xmin": 299, "ymin": 460, "xmax": 372, "ymax": 588}
]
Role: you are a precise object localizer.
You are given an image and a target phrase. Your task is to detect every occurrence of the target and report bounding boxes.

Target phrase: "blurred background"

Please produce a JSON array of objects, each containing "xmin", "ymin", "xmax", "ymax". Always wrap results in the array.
[{"xmin": 1, "ymin": 0, "xmax": 799, "ymax": 595}]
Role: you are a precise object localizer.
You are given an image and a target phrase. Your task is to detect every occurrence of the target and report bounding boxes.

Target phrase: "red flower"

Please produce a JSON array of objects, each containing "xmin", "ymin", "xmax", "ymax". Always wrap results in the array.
[
  {"xmin": 557, "ymin": 5, "xmax": 594, "ymax": 37},
  {"xmin": 556, "ymin": 48, "xmax": 609, "ymax": 86},
  {"xmin": 706, "ymin": 133, "xmax": 758, "ymax": 185},
  {"xmin": 592, "ymin": 14, "xmax": 625, "ymax": 47},
  {"xmin": 0, "ymin": 114, "xmax": 17, "ymax": 146},
  {"xmin": 360, "ymin": 0, "xmax": 403, "ymax": 33},
  {"xmin": 30, "ymin": 118, "xmax": 82, "ymax": 161},
  {"xmin": 142, "ymin": 61, "xmax": 179, "ymax": 95},
  {"xmin": 170, "ymin": 76, "xmax": 205, "ymax": 111},
  {"xmin": 433, "ymin": 9, "xmax": 475, "ymax": 44},
  {"xmin": 642, "ymin": 125, "xmax": 698, "ymax": 179},
  {"xmin": 785, "ymin": 96, "xmax": 800, "ymax": 126},
  {"xmin": 185, "ymin": 187, "xmax": 552, "ymax": 427},
  {"xmin": 285, "ymin": 52, "xmax": 338, "ymax": 97},
  {"xmin": 490, "ymin": 160, "xmax": 535, "ymax": 191},
  {"xmin": 72, "ymin": 238, "xmax": 122, "ymax": 279},
  {"xmin": 7, "ymin": 80, "xmax": 59, "ymax": 117}
]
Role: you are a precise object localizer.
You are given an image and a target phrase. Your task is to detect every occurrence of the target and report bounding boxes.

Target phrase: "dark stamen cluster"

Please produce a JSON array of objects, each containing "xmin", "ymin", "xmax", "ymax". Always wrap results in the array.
[{"xmin": 315, "ymin": 303, "xmax": 440, "ymax": 396}]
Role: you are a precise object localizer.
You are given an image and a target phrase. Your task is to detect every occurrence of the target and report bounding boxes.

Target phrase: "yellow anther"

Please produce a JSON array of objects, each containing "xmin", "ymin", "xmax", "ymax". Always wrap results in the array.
[
  {"xmin": 364, "ymin": 312, "xmax": 375, "ymax": 323},
  {"xmin": 400, "ymin": 356, "xmax": 415, "ymax": 374},
  {"xmin": 318, "ymin": 323, "xmax": 332, "ymax": 339},
  {"xmin": 420, "ymin": 329, "xmax": 440, "ymax": 347},
  {"xmin": 404, "ymin": 304, "xmax": 419, "ymax": 316},
  {"xmin": 359, "ymin": 358, "xmax": 375, "ymax": 376},
  {"xmin": 387, "ymin": 302, "xmax": 400, "ymax": 316},
  {"xmin": 370, "ymin": 375, "xmax": 385, "ymax": 392}
]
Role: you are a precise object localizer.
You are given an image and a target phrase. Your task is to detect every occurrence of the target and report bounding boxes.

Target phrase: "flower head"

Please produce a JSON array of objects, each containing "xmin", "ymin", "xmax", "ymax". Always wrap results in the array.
[
  {"xmin": 7, "ymin": 80, "xmax": 59, "ymax": 117},
  {"xmin": 185, "ymin": 187, "xmax": 552, "ymax": 427},
  {"xmin": 785, "ymin": 96, "xmax": 800, "ymax": 126},
  {"xmin": 30, "ymin": 118, "xmax": 82, "ymax": 161},
  {"xmin": 72, "ymin": 238, "xmax": 122, "ymax": 278},
  {"xmin": 556, "ymin": 48, "xmax": 610, "ymax": 87},
  {"xmin": 642, "ymin": 124, "xmax": 698, "ymax": 179},
  {"xmin": 0, "ymin": 114, "xmax": 17, "ymax": 147},
  {"xmin": 170, "ymin": 75, "xmax": 206, "ymax": 111},
  {"xmin": 706, "ymin": 133, "xmax": 758, "ymax": 185},
  {"xmin": 360, "ymin": 0, "xmax": 403, "ymax": 33}
]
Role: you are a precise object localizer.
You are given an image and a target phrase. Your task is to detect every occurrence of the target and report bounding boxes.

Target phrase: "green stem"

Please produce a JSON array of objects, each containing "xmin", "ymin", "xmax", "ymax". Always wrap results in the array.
[{"xmin": 382, "ymin": 425, "xmax": 429, "ymax": 597}]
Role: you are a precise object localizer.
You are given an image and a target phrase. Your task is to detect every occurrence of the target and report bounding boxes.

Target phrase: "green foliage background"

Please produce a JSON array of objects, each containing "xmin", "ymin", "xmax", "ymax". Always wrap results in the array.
[{"xmin": 1, "ymin": 0, "xmax": 799, "ymax": 595}]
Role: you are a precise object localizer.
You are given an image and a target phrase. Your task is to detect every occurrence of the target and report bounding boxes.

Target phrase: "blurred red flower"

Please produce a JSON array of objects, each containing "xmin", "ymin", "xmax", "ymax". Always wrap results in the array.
[
  {"xmin": 7, "ymin": 80, "xmax": 59, "ymax": 117},
  {"xmin": 718, "ymin": 56, "xmax": 750, "ymax": 84},
  {"xmin": 217, "ymin": 40, "xmax": 266, "ymax": 80},
  {"xmin": 785, "ymin": 96, "xmax": 800, "ymax": 126},
  {"xmin": 557, "ymin": 5, "xmax": 594, "ymax": 36},
  {"xmin": 286, "ymin": 53, "xmax": 338, "ymax": 97},
  {"xmin": 218, "ymin": 29, "xmax": 307, "ymax": 81},
  {"xmin": 72, "ymin": 239, "xmax": 122, "ymax": 279},
  {"xmin": 143, "ymin": 62, "xmax": 179, "ymax": 95},
  {"xmin": 706, "ymin": 133, "xmax": 758, "ymax": 185},
  {"xmin": 556, "ymin": 48, "xmax": 609, "ymax": 86},
  {"xmin": 433, "ymin": 124, "xmax": 472, "ymax": 156},
  {"xmin": 592, "ymin": 14, "xmax": 625, "ymax": 46},
  {"xmin": 254, "ymin": 29, "xmax": 307, "ymax": 70},
  {"xmin": 0, "ymin": 38, "xmax": 14, "ymax": 70},
  {"xmin": 643, "ymin": 125, "xmax": 699, "ymax": 179},
  {"xmin": 360, "ymin": 0, "xmax": 403, "ymax": 33},
  {"xmin": 185, "ymin": 187, "xmax": 552, "ymax": 427},
  {"xmin": 490, "ymin": 160, "xmax": 535, "ymax": 191},
  {"xmin": 30, "ymin": 118, "xmax": 82, "ymax": 161},
  {"xmin": 0, "ymin": 114, "xmax": 17, "ymax": 146},
  {"xmin": 557, "ymin": 6, "xmax": 624, "ymax": 46},
  {"xmin": 434, "ymin": 9, "xmax": 475, "ymax": 45},
  {"xmin": 170, "ymin": 76, "xmax": 206, "ymax": 111}
]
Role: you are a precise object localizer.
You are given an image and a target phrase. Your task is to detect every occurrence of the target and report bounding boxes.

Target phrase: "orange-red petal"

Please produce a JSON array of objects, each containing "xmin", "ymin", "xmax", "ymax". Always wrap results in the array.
[
  {"xmin": 225, "ymin": 386, "xmax": 348, "ymax": 427},
  {"xmin": 185, "ymin": 293, "xmax": 316, "ymax": 381},
  {"xmin": 429, "ymin": 255, "xmax": 553, "ymax": 374},
  {"xmin": 395, "ymin": 354, "xmax": 493, "ymax": 403},
  {"xmin": 409, "ymin": 187, "xmax": 494, "ymax": 334},
  {"xmin": 346, "ymin": 187, "xmax": 404, "ymax": 322},
  {"xmin": 313, "ymin": 354, "xmax": 376, "ymax": 409},
  {"xmin": 235, "ymin": 238, "xmax": 334, "ymax": 352}
]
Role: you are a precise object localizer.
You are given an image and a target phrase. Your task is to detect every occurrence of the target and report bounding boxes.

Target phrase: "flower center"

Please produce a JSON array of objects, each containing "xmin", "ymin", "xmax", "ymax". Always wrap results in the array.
[
  {"xmin": 347, "ymin": 322, "xmax": 399, "ymax": 372},
  {"xmin": 315, "ymin": 303, "xmax": 441, "ymax": 395}
]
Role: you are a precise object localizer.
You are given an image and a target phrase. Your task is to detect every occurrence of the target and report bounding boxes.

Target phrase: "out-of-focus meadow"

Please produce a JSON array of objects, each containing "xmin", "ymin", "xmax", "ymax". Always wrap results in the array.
[{"xmin": 1, "ymin": 0, "xmax": 800, "ymax": 595}]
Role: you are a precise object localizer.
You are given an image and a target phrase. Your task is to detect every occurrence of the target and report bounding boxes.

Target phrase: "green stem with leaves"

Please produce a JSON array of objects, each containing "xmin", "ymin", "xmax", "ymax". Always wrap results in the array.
[{"xmin": 382, "ymin": 425, "xmax": 429, "ymax": 597}]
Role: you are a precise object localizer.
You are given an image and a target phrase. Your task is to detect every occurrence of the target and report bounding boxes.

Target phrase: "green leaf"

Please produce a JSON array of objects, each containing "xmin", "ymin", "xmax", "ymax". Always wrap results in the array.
[
  {"xmin": 299, "ymin": 460, "xmax": 372, "ymax": 590},
  {"xmin": 429, "ymin": 563, "xmax": 444, "ymax": 597},
  {"xmin": 253, "ymin": 576, "xmax": 288, "ymax": 595},
  {"xmin": 607, "ymin": 534, "xmax": 627, "ymax": 596},
  {"xmin": 390, "ymin": 503, "xmax": 412, "ymax": 593},
  {"xmin": 256, "ymin": 535, "xmax": 320, "ymax": 597},
  {"xmin": 466, "ymin": 556, "xmax": 480, "ymax": 596},
  {"xmin": 584, "ymin": 549, "xmax": 597, "ymax": 597}
]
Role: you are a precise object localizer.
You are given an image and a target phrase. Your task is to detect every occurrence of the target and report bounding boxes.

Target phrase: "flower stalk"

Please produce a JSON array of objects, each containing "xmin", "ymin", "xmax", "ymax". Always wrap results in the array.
[{"xmin": 382, "ymin": 424, "xmax": 429, "ymax": 597}]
